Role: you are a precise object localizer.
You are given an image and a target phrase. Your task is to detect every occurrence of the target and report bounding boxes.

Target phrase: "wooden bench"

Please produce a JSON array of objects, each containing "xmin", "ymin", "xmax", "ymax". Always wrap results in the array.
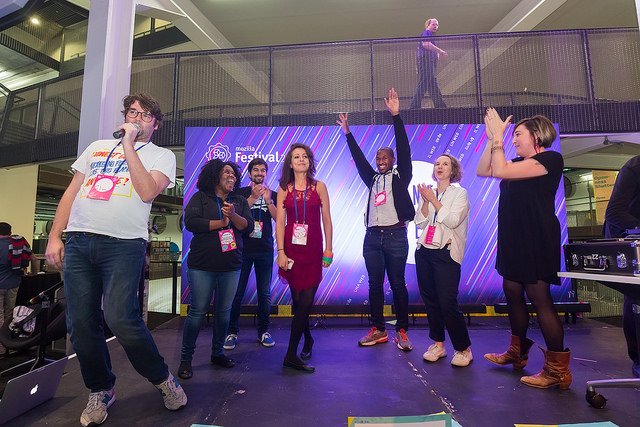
[
  {"xmin": 493, "ymin": 302, "xmax": 591, "ymax": 324},
  {"xmin": 393, "ymin": 304, "xmax": 487, "ymax": 325}
]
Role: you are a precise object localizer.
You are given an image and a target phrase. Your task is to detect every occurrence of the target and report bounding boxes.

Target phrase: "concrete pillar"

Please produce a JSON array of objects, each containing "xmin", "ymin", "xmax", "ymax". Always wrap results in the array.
[{"xmin": 77, "ymin": 0, "xmax": 137, "ymax": 155}]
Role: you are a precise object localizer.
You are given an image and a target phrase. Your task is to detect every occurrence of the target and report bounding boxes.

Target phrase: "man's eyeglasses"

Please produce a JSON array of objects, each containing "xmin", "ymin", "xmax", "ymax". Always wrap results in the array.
[{"xmin": 126, "ymin": 108, "xmax": 154, "ymax": 123}]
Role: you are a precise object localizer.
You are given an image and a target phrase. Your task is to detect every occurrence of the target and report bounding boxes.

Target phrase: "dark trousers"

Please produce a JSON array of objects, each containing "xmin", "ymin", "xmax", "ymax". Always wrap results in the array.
[
  {"xmin": 363, "ymin": 227, "xmax": 409, "ymax": 331},
  {"xmin": 415, "ymin": 245, "xmax": 471, "ymax": 351},
  {"xmin": 228, "ymin": 251, "xmax": 274, "ymax": 336},
  {"xmin": 409, "ymin": 55, "xmax": 446, "ymax": 109},
  {"xmin": 623, "ymin": 295, "xmax": 639, "ymax": 364}
]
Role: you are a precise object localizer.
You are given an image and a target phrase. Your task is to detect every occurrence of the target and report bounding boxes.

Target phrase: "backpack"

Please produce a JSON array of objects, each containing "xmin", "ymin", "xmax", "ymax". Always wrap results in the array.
[{"xmin": 8, "ymin": 305, "xmax": 42, "ymax": 338}]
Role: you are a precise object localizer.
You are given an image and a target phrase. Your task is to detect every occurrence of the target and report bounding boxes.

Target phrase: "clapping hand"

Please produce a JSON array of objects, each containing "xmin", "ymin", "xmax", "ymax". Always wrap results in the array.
[
  {"xmin": 418, "ymin": 183, "xmax": 437, "ymax": 203},
  {"xmin": 251, "ymin": 184, "xmax": 266, "ymax": 199},
  {"xmin": 221, "ymin": 201, "xmax": 236, "ymax": 218},
  {"xmin": 384, "ymin": 88, "xmax": 400, "ymax": 116},
  {"xmin": 484, "ymin": 107, "xmax": 512, "ymax": 142}
]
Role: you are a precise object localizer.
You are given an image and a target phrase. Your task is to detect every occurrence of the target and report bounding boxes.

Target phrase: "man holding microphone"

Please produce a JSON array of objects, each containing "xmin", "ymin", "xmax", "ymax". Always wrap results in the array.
[{"xmin": 46, "ymin": 93, "xmax": 187, "ymax": 427}]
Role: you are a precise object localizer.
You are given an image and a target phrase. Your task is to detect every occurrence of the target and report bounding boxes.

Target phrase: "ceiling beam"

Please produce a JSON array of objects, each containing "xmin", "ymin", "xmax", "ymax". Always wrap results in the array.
[
  {"xmin": 134, "ymin": 0, "xmax": 278, "ymax": 103},
  {"xmin": 0, "ymin": 32, "xmax": 59, "ymax": 70},
  {"xmin": 440, "ymin": 0, "xmax": 568, "ymax": 96}
]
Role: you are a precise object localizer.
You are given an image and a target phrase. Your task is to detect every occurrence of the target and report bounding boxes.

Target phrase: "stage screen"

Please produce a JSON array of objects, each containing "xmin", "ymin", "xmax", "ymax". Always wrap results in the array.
[{"xmin": 182, "ymin": 122, "xmax": 570, "ymax": 306}]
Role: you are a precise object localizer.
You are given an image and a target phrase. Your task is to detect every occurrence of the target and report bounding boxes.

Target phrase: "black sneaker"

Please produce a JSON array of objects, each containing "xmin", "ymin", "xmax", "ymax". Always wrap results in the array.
[{"xmin": 210, "ymin": 355, "xmax": 235, "ymax": 368}]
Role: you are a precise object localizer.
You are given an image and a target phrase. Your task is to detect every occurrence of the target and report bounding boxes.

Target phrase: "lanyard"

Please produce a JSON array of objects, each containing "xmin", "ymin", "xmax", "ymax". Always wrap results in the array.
[
  {"xmin": 433, "ymin": 188, "xmax": 446, "ymax": 223},
  {"xmin": 374, "ymin": 171, "xmax": 391, "ymax": 194},
  {"xmin": 102, "ymin": 142, "xmax": 147, "ymax": 175},
  {"xmin": 293, "ymin": 185, "xmax": 308, "ymax": 224},
  {"xmin": 215, "ymin": 196, "xmax": 231, "ymax": 229},
  {"xmin": 252, "ymin": 196, "xmax": 263, "ymax": 222}
]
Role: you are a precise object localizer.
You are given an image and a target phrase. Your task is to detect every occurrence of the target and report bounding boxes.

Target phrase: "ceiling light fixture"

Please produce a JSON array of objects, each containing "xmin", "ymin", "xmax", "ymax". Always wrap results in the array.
[{"xmin": 30, "ymin": 17, "xmax": 40, "ymax": 25}]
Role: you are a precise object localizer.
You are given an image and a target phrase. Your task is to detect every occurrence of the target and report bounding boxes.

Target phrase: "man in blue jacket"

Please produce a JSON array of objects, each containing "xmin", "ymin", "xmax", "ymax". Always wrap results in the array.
[{"xmin": 337, "ymin": 88, "xmax": 414, "ymax": 352}]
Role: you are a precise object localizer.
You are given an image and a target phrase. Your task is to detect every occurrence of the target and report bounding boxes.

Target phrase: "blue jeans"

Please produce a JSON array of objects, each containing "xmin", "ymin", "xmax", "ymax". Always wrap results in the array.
[
  {"xmin": 228, "ymin": 251, "xmax": 274, "ymax": 337},
  {"xmin": 181, "ymin": 268, "xmax": 240, "ymax": 362},
  {"xmin": 363, "ymin": 227, "xmax": 409, "ymax": 331},
  {"xmin": 64, "ymin": 232, "xmax": 168, "ymax": 392}
]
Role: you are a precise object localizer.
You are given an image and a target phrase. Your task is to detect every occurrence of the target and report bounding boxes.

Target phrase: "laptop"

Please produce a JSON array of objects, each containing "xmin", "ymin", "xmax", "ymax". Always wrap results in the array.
[{"xmin": 0, "ymin": 356, "xmax": 68, "ymax": 425}]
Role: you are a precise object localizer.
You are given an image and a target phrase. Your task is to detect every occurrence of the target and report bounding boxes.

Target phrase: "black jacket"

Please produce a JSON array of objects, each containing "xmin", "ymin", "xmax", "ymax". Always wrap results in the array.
[
  {"xmin": 604, "ymin": 155, "xmax": 640, "ymax": 238},
  {"xmin": 345, "ymin": 114, "xmax": 415, "ymax": 225},
  {"xmin": 185, "ymin": 191, "xmax": 254, "ymax": 271}
]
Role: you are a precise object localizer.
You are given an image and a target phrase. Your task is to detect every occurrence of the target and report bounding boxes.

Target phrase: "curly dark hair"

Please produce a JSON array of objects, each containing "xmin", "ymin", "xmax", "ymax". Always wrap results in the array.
[
  {"xmin": 121, "ymin": 93, "xmax": 164, "ymax": 128},
  {"xmin": 196, "ymin": 159, "xmax": 242, "ymax": 193},
  {"xmin": 278, "ymin": 143, "xmax": 317, "ymax": 190}
]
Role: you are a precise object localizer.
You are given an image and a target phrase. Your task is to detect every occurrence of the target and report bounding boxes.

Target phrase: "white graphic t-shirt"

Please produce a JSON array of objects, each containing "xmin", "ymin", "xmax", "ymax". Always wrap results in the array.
[{"xmin": 66, "ymin": 139, "xmax": 176, "ymax": 240}]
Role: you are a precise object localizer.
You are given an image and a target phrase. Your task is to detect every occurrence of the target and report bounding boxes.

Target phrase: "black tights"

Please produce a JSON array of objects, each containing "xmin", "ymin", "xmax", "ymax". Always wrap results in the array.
[
  {"xmin": 503, "ymin": 279, "xmax": 564, "ymax": 352},
  {"xmin": 286, "ymin": 286, "xmax": 317, "ymax": 362}
]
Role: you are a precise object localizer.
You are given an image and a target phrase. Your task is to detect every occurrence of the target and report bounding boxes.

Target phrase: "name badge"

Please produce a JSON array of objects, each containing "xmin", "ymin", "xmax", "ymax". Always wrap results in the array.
[
  {"xmin": 425, "ymin": 225, "xmax": 437, "ymax": 245},
  {"xmin": 292, "ymin": 223, "xmax": 309, "ymax": 245},
  {"xmin": 218, "ymin": 229, "xmax": 237, "ymax": 252},
  {"xmin": 87, "ymin": 174, "xmax": 119, "ymax": 201},
  {"xmin": 249, "ymin": 221, "xmax": 263, "ymax": 239},
  {"xmin": 374, "ymin": 190, "xmax": 387, "ymax": 206}
]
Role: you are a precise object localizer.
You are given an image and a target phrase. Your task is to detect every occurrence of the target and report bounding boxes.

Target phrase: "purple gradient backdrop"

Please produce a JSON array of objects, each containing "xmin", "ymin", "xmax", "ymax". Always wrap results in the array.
[{"xmin": 182, "ymin": 123, "xmax": 570, "ymax": 306}]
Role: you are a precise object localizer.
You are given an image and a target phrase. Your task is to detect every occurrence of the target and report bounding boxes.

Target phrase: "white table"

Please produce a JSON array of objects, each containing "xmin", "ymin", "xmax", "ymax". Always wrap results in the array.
[{"xmin": 558, "ymin": 271, "xmax": 640, "ymax": 285}]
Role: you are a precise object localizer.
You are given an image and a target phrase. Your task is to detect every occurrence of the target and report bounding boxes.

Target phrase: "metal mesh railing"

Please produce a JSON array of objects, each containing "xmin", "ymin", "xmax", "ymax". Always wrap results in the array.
[{"xmin": 2, "ymin": 27, "xmax": 640, "ymax": 166}]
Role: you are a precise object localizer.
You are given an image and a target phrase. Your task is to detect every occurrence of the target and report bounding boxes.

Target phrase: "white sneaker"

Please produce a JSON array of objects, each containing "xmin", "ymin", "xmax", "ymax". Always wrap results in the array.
[
  {"xmin": 423, "ymin": 343, "xmax": 447, "ymax": 362},
  {"xmin": 451, "ymin": 348, "xmax": 473, "ymax": 367},
  {"xmin": 155, "ymin": 373, "xmax": 187, "ymax": 410},
  {"xmin": 80, "ymin": 388, "xmax": 115, "ymax": 426}
]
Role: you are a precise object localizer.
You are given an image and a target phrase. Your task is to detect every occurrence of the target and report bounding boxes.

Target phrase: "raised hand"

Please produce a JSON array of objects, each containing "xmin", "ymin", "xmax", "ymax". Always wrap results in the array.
[
  {"xmin": 336, "ymin": 113, "xmax": 350, "ymax": 135},
  {"xmin": 384, "ymin": 88, "xmax": 400, "ymax": 116},
  {"xmin": 484, "ymin": 107, "xmax": 512, "ymax": 142}
]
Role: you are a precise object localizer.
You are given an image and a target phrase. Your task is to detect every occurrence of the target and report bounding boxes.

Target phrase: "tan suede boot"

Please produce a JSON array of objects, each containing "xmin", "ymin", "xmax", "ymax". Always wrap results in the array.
[
  {"xmin": 520, "ymin": 347, "xmax": 572, "ymax": 390},
  {"xmin": 484, "ymin": 335, "xmax": 534, "ymax": 370}
]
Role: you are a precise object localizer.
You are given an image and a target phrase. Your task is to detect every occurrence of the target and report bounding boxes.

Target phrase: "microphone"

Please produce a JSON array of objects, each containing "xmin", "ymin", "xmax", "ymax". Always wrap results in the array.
[
  {"xmin": 113, "ymin": 123, "xmax": 141, "ymax": 139},
  {"xmin": 28, "ymin": 292, "xmax": 46, "ymax": 305}
]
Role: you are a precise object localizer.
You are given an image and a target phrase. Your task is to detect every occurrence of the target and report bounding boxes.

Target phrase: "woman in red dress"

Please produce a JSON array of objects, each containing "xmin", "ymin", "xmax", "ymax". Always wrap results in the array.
[{"xmin": 276, "ymin": 143, "xmax": 333, "ymax": 373}]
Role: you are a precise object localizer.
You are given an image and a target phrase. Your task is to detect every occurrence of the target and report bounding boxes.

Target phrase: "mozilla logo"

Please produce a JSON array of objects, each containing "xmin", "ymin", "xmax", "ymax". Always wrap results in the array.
[{"xmin": 206, "ymin": 143, "xmax": 232, "ymax": 162}]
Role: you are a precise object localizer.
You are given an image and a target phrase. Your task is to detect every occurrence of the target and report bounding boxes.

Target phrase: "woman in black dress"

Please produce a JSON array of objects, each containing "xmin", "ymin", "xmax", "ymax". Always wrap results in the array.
[{"xmin": 476, "ymin": 108, "xmax": 570, "ymax": 389}]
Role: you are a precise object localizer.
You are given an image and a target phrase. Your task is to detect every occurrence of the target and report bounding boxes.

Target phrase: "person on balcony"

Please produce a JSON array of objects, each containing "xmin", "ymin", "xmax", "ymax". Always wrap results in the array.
[
  {"xmin": 45, "ymin": 93, "xmax": 187, "ymax": 427},
  {"xmin": 337, "ymin": 88, "xmax": 414, "ymax": 352},
  {"xmin": 180, "ymin": 159, "xmax": 253, "ymax": 379},
  {"xmin": 477, "ymin": 108, "xmax": 571, "ymax": 389},
  {"xmin": 409, "ymin": 18, "xmax": 447, "ymax": 109}
]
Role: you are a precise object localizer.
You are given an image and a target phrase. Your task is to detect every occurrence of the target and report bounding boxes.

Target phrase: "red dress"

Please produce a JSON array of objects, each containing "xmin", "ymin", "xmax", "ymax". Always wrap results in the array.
[{"xmin": 279, "ymin": 182, "xmax": 323, "ymax": 292}]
